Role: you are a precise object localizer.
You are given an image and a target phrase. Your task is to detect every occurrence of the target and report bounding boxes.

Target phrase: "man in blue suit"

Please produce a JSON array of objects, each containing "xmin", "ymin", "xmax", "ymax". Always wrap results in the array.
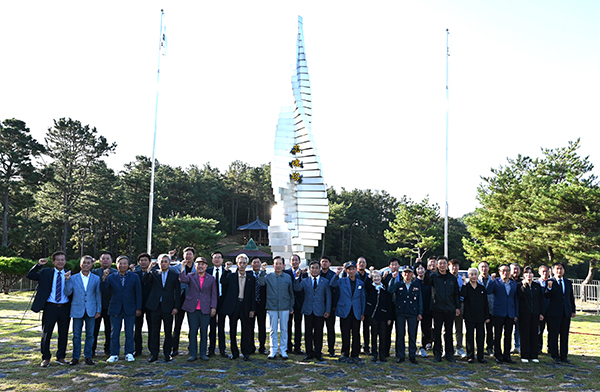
[
  {"xmin": 545, "ymin": 262, "xmax": 576, "ymax": 364},
  {"xmin": 294, "ymin": 260, "xmax": 331, "ymax": 362},
  {"xmin": 64, "ymin": 255, "xmax": 102, "ymax": 366},
  {"xmin": 330, "ymin": 261, "xmax": 366, "ymax": 363},
  {"xmin": 489, "ymin": 264, "xmax": 519, "ymax": 364},
  {"xmin": 27, "ymin": 251, "xmax": 71, "ymax": 368},
  {"xmin": 101, "ymin": 255, "xmax": 142, "ymax": 363}
]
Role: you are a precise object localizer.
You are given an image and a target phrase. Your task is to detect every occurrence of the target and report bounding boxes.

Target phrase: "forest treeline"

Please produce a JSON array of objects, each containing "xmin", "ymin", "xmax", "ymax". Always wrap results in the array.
[{"xmin": 1, "ymin": 118, "xmax": 598, "ymax": 278}]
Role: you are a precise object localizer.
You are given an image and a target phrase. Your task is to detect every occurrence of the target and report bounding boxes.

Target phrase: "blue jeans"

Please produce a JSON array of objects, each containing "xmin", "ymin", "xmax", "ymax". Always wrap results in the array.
[
  {"xmin": 188, "ymin": 311, "xmax": 210, "ymax": 358},
  {"xmin": 268, "ymin": 310, "xmax": 289, "ymax": 356},
  {"xmin": 72, "ymin": 315, "xmax": 96, "ymax": 360},
  {"xmin": 110, "ymin": 311, "xmax": 135, "ymax": 356}
]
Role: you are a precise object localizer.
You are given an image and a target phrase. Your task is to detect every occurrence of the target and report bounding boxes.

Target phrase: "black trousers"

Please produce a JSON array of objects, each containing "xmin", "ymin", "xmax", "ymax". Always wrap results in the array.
[
  {"xmin": 547, "ymin": 315, "xmax": 571, "ymax": 360},
  {"xmin": 432, "ymin": 310, "xmax": 455, "ymax": 356},
  {"xmin": 228, "ymin": 301, "xmax": 253, "ymax": 357},
  {"xmin": 465, "ymin": 320, "xmax": 485, "ymax": 361},
  {"xmin": 209, "ymin": 311, "xmax": 227, "ymax": 354},
  {"xmin": 493, "ymin": 315, "xmax": 514, "ymax": 361},
  {"xmin": 369, "ymin": 318, "xmax": 388, "ymax": 359},
  {"xmin": 325, "ymin": 310, "xmax": 336, "ymax": 355},
  {"xmin": 287, "ymin": 305, "xmax": 303, "ymax": 352},
  {"xmin": 41, "ymin": 303, "xmax": 70, "ymax": 360},
  {"xmin": 92, "ymin": 308, "xmax": 111, "ymax": 354},
  {"xmin": 396, "ymin": 315, "xmax": 418, "ymax": 360},
  {"xmin": 134, "ymin": 308, "xmax": 151, "ymax": 355},
  {"xmin": 519, "ymin": 313, "xmax": 540, "ymax": 360},
  {"xmin": 485, "ymin": 317, "xmax": 494, "ymax": 352},
  {"xmin": 149, "ymin": 309, "xmax": 174, "ymax": 357},
  {"xmin": 253, "ymin": 302, "xmax": 267, "ymax": 352},
  {"xmin": 172, "ymin": 292, "xmax": 187, "ymax": 352},
  {"xmin": 304, "ymin": 313, "xmax": 324, "ymax": 357},
  {"xmin": 385, "ymin": 319, "xmax": 395, "ymax": 356},
  {"xmin": 419, "ymin": 313, "xmax": 433, "ymax": 349},
  {"xmin": 340, "ymin": 312, "xmax": 361, "ymax": 358}
]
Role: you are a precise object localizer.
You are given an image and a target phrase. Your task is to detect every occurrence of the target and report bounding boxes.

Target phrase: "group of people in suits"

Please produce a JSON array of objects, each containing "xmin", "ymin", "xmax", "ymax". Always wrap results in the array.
[{"xmin": 27, "ymin": 250, "xmax": 577, "ymax": 368}]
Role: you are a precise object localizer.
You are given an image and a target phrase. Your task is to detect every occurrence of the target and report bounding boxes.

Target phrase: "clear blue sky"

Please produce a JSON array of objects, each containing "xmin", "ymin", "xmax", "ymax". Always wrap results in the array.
[{"xmin": 2, "ymin": 0, "xmax": 599, "ymax": 218}]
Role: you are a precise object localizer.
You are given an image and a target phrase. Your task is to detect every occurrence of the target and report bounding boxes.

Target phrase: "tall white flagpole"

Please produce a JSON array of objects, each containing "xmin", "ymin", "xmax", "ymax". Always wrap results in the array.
[
  {"xmin": 444, "ymin": 28, "xmax": 450, "ymax": 258},
  {"xmin": 147, "ymin": 9, "xmax": 166, "ymax": 255}
]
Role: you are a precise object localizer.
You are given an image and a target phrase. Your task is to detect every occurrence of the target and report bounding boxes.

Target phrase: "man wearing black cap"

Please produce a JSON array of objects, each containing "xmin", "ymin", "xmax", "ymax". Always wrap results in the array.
[
  {"xmin": 389, "ymin": 265, "xmax": 423, "ymax": 364},
  {"xmin": 330, "ymin": 261, "xmax": 366, "ymax": 363}
]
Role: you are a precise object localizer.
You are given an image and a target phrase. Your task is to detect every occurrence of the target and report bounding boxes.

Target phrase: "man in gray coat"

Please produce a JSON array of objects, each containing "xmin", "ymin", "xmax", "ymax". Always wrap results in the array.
[
  {"xmin": 258, "ymin": 256, "xmax": 294, "ymax": 359},
  {"xmin": 64, "ymin": 255, "xmax": 102, "ymax": 365}
]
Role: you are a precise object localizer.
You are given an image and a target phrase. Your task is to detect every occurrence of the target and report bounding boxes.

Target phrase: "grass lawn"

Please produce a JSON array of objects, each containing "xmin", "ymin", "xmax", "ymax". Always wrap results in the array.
[{"xmin": 1, "ymin": 291, "xmax": 599, "ymax": 391}]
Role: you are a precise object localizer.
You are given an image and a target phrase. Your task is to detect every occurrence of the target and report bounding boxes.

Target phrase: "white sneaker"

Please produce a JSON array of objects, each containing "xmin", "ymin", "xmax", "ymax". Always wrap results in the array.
[
  {"xmin": 420, "ymin": 348, "xmax": 428, "ymax": 358},
  {"xmin": 521, "ymin": 358, "xmax": 529, "ymax": 363},
  {"xmin": 125, "ymin": 354, "xmax": 135, "ymax": 362},
  {"xmin": 532, "ymin": 359, "xmax": 539, "ymax": 363},
  {"xmin": 457, "ymin": 348, "xmax": 467, "ymax": 358},
  {"xmin": 106, "ymin": 355, "xmax": 118, "ymax": 363}
]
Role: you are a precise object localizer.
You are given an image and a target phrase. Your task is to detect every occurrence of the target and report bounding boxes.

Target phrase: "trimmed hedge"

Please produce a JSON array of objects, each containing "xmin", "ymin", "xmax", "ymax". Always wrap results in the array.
[{"xmin": 0, "ymin": 257, "xmax": 36, "ymax": 294}]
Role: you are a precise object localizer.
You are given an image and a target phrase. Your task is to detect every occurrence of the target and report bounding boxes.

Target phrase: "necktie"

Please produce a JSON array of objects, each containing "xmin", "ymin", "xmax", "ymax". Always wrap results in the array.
[
  {"xmin": 560, "ymin": 279, "xmax": 564, "ymax": 293},
  {"xmin": 255, "ymin": 273, "xmax": 260, "ymax": 302},
  {"xmin": 313, "ymin": 277, "xmax": 317, "ymax": 292},
  {"xmin": 215, "ymin": 268, "xmax": 220, "ymax": 296},
  {"xmin": 55, "ymin": 271, "xmax": 62, "ymax": 302}
]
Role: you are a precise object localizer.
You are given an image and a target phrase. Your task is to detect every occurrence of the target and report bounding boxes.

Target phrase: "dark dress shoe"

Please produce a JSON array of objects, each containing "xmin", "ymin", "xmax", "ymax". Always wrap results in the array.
[
  {"xmin": 409, "ymin": 357, "xmax": 418, "ymax": 364},
  {"xmin": 56, "ymin": 358, "xmax": 68, "ymax": 365},
  {"xmin": 84, "ymin": 358, "xmax": 96, "ymax": 365},
  {"xmin": 329, "ymin": 352, "xmax": 338, "ymax": 358},
  {"xmin": 553, "ymin": 358, "xmax": 561, "ymax": 364},
  {"xmin": 302, "ymin": 355, "xmax": 314, "ymax": 361},
  {"xmin": 445, "ymin": 355, "xmax": 456, "ymax": 363},
  {"xmin": 379, "ymin": 357, "xmax": 387, "ymax": 363},
  {"xmin": 281, "ymin": 355, "xmax": 289, "ymax": 360},
  {"xmin": 187, "ymin": 356, "xmax": 197, "ymax": 362},
  {"xmin": 133, "ymin": 351, "xmax": 141, "ymax": 357},
  {"xmin": 165, "ymin": 355, "xmax": 173, "ymax": 362},
  {"xmin": 503, "ymin": 358, "xmax": 516, "ymax": 364},
  {"xmin": 148, "ymin": 356, "xmax": 159, "ymax": 363},
  {"xmin": 171, "ymin": 350, "xmax": 179, "ymax": 357},
  {"xmin": 258, "ymin": 349, "xmax": 267, "ymax": 355},
  {"xmin": 315, "ymin": 355, "xmax": 324, "ymax": 361},
  {"xmin": 200, "ymin": 355, "xmax": 209, "ymax": 361},
  {"xmin": 69, "ymin": 358, "xmax": 79, "ymax": 366},
  {"xmin": 478, "ymin": 359, "xmax": 488, "ymax": 364},
  {"xmin": 371, "ymin": 356, "xmax": 378, "ymax": 363},
  {"xmin": 293, "ymin": 349, "xmax": 304, "ymax": 355},
  {"xmin": 495, "ymin": 357, "xmax": 502, "ymax": 364},
  {"xmin": 561, "ymin": 358, "xmax": 571, "ymax": 364},
  {"xmin": 229, "ymin": 353, "xmax": 238, "ymax": 360},
  {"xmin": 40, "ymin": 359, "xmax": 50, "ymax": 367},
  {"xmin": 220, "ymin": 352, "xmax": 228, "ymax": 358},
  {"xmin": 397, "ymin": 357, "xmax": 405, "ymax": 363},
  {"xmin": 207, "ymin": 351, "xmax": 215, "ymax": 357},
  {"xmin": 467, "ymin": 358, "xmax": 474, "ymax": 364},
  {"xmin": 434, "ymin": 354, "xmax": 442, "ymax": 362},
  {"xmin": 243, "ymin": 355, "xmax": 250, "ymax": 361}
]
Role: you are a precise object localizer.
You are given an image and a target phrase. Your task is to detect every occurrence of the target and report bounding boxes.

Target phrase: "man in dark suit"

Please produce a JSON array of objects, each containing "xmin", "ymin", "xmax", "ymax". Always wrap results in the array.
[
  {"xmin": 489, "ymin": 264, "xmax": 519, "ymax": 364},
  {"xmin": 382, "ymin": 257, "xmax": 401, "ymax": 358},
  {"xmin": 220, "ymin": 254, "xmax": 256, "ymax": 361},
  {"xmin": 545, "ymin": 262, "xmax": 576, "ymax": 364},
  {"xmin": 207, "ymin": 251, "xmax": 229, "ymax": 357},
  {"xmin": 171, "ymin": 247, "xmax": 196, "ymax": 356},
  {"xmin": 27, "ymin": 251, "xmax": 71, "ymax": 367},
  {"xmin": 320, "ymin": 256, "xmax": 339, "ymax": 357},
  {"xmin": 101, "ymin": 255, "xmax": 142, "ymax": 363},
  {"xmin": 92, "ymin": 251, "xmax": 117, "ymax": 356},
  {"xmin": 144, "ymin": 253, "xmax": 181, "ymax": 362},
  {"xmin": 64, "ymin": 255, "xmax": 102, "ymax": 366},
  {"xmin": 285, "ymin": 254, "xmax": 306, "ymax": 355},
  {"xmin": 250, "ymin": 256, "xmax": 267, "ymax": 355},
  {"xmin": 294, "ymin": 260, "xmax": 331, "ymax": 361},
  {"xmin": 330, "ymin": 261, "xmax": 366, "ymax": 363},
  {"xmin": 134, "ymin": 252, "xmax": 153, "ymax": 357}
]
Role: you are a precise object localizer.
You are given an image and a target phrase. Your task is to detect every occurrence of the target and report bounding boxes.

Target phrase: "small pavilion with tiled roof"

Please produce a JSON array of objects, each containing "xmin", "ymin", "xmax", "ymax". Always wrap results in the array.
[{"xmin": 237, "ymin": 217, "xmax": 269, "ymax": 246}]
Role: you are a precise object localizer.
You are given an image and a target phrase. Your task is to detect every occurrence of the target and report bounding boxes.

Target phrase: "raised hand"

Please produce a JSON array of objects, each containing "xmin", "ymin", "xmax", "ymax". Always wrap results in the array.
[
  {"xmin": 38, "ymin": 258, "xmax": 48, "ymax": 266},
  {"xmin": 64, "ymin": 271, "xmax": 71, "ymax": 281},
  {"xmin": 261, "ymin": 262, "xmax": 267, "ymax": 271},
  {"xmin": 547, "ymin": 280, "xmax": 553, "ymax": 289}
]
